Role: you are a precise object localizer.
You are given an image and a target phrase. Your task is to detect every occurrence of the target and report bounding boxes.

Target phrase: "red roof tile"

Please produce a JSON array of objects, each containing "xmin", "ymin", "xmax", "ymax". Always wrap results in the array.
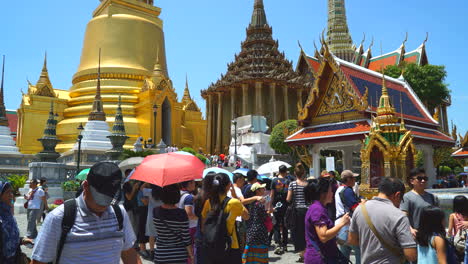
[
  {"xmin": 306, "ymin": 57, "xmax": 320, "ymax": 73},
  {"xmin": 368, "ymin": 54, "xmax": 399, "ymax": 71},
  {"xmin": 403, "ymin": 55, "xmax": 418, "ymax": 63},
  {"xmin": 6, "ymin": 111, "xmax": 17, "ymax": 140},
  {"xmin": 287, "ymin": 121, "xmax": 370, "ymax": 141},
  {"xmin": 452, "ymin": 149, "xmax": 468, "ymax": 158}
]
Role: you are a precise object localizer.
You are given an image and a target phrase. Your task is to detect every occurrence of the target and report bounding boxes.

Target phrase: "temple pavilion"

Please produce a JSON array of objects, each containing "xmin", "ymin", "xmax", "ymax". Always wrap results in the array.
[
  {"xmin": 287, "ymin": 0, "xmax": 454, "ymax": 190},
  {"xmin": 201, "ymin": 0, "xmax": 311, "ymax": 155}
]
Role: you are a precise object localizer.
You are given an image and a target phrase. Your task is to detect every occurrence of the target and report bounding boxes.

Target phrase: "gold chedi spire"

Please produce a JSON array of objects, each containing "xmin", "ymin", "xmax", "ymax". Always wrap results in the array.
[
  {"xmin": 0, "ymin": 56, "xmax": 8, "ymax": 126},
  {"xmin": 88, "ymin": 49, "xmax": 106, "ymax": 121},
  {"xmin": 375, "ymin": 72, "xmax": 398, "ymax": 129},
  {"xmin": 326, "ymin": 0, "xmax": 355, "ymax": 61},
  {"xmin": 182, "ymin": 74, "xmax": 192, "ymax": 102},
  {"xmin": 250, "ymin": 0, "xmax": 268, "ymax": 27},
  {"xmin": 34, "ymin": 52, "xmax": 56, "ymax": 97}
]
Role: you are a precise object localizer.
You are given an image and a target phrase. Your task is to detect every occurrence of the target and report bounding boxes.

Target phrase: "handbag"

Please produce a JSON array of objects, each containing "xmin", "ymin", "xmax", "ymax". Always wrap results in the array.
[
  {"xmin": 284, "ymin": 182, "xmax": 296, "ymax": 230},
  {"xmin": 15, "ymin": 245, "xmax": 31, "ymax": 264},
  {"xmin": 453, "ymin": 227, "xmax": 467, "ymax": 255},
  {"xmin": 264, "ymin": 214, "xmax": 273, "ymax": 233},
  {"xmin": 23, "ymin": 188, "xmax": 38, "ymax": 209}
]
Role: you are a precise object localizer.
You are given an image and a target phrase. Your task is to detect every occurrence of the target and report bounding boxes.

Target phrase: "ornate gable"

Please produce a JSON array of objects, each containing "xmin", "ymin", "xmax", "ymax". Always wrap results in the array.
[{"xmin": 298, "ymin": 46, "xmax": 367, "ymax": 126}]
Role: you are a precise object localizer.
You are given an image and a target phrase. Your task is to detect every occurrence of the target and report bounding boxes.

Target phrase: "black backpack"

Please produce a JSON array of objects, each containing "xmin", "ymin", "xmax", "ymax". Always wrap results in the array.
[
  {"xmin": 202, "ymin": 197, "xmax": 232, "ymax": 261},
  {"xmin": 54, "ymin": 199, "xmax": 123, "ymax": 264}
]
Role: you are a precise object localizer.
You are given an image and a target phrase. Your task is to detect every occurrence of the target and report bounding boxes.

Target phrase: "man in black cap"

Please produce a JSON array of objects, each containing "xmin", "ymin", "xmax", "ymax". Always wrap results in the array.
[{"xmin": 31, "ymin": 162, "xmax": 142, "ymax": 264}]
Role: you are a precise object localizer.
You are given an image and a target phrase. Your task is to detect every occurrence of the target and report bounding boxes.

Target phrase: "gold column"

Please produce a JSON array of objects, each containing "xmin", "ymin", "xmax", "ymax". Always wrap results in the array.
[
  {"xmin": 270, "ymin": 83, "xmax": 277, "ymax": 124},
  {"xmin": 242, "ymin": 83, "xmax": 248, "ymax": 116},
  {"xmin": 297, "ymin": 88, "xmax": 304, "ymax": 110},
  {"xmin": 283, "ymin": 86, "xmax": 289, "ymax": 119},
  {"xmin": 206, "ymin": 94, "xmax": 213, "ymax": 153},
  {"xmin": 216, "ymin": 92, "xmax": 223, "ymax": 154},
  {"xmin": 231, "ymin": 88, "xmax": 236, "ymax": 120},
  {"xmin": 255, "ymin": 81, "xmax": 263, "ymax": 115}
]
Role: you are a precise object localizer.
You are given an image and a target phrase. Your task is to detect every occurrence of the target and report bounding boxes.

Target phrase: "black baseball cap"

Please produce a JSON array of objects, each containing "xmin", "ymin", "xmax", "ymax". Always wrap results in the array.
[
  {"xmin": 246, "ymin": 170, "xmax": 259, "ymax": 181},
  {"xmin": 87, "ymin": 162, "xmax": 122, "ymax": 207},
  {"xmin": 279, "ymin": 165, "xmax": 288, "ymax": 173}
]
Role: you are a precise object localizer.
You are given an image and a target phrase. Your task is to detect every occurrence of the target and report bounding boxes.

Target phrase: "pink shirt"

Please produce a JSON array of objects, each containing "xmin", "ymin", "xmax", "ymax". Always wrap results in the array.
[{"xmin": 450, "ymin": 213, "xmax": 467, "ymax": 236}]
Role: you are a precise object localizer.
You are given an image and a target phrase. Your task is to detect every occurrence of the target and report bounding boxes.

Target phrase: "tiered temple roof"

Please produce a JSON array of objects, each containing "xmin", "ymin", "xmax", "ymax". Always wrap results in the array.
[
  {"xmin": 201, "ymin": 0, "xmax": 311, "ymax": 96},
  {"xmin": 287, "ymin": 44, "xmax": 453, "ymax": 146},
  {"xmin": 452, "ymin": 132, "xmax": 468, "ymax": 159}
]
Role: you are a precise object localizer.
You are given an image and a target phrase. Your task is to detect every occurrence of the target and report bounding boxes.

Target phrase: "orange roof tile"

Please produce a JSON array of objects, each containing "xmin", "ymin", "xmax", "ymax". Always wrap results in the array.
[
  {"xmin": 287, "ymin": 121, "xmax": 370, "ymax": 141},
  {"xmin": 368, "ymin": 54, "xmax": 398, "ymax": 71},
  {"xmin": 306, "ymin": 57, "xmax": 321, "ymax": 73}
]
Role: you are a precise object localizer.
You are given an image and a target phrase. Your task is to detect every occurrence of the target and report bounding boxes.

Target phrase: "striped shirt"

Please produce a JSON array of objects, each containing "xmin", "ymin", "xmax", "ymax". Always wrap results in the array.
[
  {"xmin": 290, "ymin": 181, "xmax": 308, "ymax": 209},
  {"xmin": 31, "ymin": 194, "xmax": 136, "ymax": 264},
  {"xmin": 153, "ymin": 206, "xmax": 191, "ymax": 264}
]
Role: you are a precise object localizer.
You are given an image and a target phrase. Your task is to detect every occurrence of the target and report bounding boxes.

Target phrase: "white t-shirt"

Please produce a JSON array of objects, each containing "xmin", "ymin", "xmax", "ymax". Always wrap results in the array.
[
  {"xmin": 227, "ymin": 186, "xmax": 244, "ymax": 222},
  {"xmin": 28, "ymin": 188, "xmax": 45, "ymax": 210}
]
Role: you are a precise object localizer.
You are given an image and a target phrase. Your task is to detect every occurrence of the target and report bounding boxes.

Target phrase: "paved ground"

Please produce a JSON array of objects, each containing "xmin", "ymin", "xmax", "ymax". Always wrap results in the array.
[{"xmin": 16, "ymin": 212, "xmax": 355, "ymax": 263}]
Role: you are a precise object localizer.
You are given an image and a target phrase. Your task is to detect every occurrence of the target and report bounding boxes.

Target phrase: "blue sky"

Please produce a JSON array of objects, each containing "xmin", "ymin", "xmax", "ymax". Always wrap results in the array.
[{"xmin": 1, "ymin": 0, "xmax": 467, "ymax": 134}]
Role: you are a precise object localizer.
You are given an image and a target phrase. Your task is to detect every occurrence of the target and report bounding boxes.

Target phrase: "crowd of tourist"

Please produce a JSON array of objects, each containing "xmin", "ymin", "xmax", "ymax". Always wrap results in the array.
[{"xmin": 0, "ymin": 161, "xmax": 467, "ymax": 264}]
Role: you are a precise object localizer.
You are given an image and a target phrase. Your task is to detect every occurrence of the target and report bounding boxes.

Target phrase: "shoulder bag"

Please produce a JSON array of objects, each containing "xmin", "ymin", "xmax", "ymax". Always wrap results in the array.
[
  {"xmin": 23, "ymin": 188, "xmax": 38, "ymax": 209},
  {"xmin": 284, "ymin": 182, "xmax": 296, "ymax": 230},
  {"xmin": 361, "ymin": 203, "xmax": 406, "ymax": 264}
]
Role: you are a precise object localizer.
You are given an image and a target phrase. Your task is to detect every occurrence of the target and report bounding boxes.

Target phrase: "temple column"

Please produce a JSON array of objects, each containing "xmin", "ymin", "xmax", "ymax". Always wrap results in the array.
[
  {"xmin": 231, "ymin": 88, "xmax": 236, "ymax": 120},
  {"xmin": 283, "ymin": 86, "xmax": 289, "ymax": 119},
  {"xmin": 418, "ymin": 144, "xmax": 436, "ymax": 187},
  {"xmin": 312, "ymin": 145, "xmax": 321, "ymax": 178},
  {"xmin": 216, "ymin": 92, "xmax": 223, "ymax": 154},
  {"xmin": 255, "ymin": 81, "xmax": 263, "ymax": 116},
  {"xmin": 342, "ymin": 146, "xmax": 354, "ymax": 170},
  {"xmin": 242, "ymin": 83, "xmax": 248, "ymax": 116},
  {"xmin": 297, "ymin": 88, "xmax": 304, "ymax": 111},
  {"xmin": 206, "ymin": 94, "xmax": 213, "ymax": 154},
  {"xmin": 270, "ymin": 83, "xmax": 277, "ymax": 124}
]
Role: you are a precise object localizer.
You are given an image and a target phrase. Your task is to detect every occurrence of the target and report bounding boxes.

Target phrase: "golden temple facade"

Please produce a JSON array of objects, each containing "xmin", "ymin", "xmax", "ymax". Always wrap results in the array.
[{"xmin": 17, "ymin": 0, "xmax": 206, "ymax": 154}]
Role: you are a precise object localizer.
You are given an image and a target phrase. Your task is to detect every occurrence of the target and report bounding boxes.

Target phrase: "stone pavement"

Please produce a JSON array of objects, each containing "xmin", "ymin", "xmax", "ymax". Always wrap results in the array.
[{"xmin": 16, "ymin": 211, "xmax": 355, "ymax": 263}]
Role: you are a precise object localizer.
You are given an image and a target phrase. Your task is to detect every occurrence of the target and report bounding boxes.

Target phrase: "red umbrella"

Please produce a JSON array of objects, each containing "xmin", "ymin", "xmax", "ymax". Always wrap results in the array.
[{"xmin": 129, "ymin": 152, "xmax": 204, "ymax": 187}]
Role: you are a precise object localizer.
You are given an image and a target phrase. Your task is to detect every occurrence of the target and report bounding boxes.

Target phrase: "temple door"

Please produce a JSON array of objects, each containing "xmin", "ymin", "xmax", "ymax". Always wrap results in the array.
[{"xmin": 370, "ymin": 147, "xmax": 384, "ymax": 188}]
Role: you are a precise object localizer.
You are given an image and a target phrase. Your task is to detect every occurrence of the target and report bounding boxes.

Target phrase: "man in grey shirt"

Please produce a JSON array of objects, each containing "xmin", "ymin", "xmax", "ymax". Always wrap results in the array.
[
  {"xmin": 400, "ymin": 168, "xmax": 439, "ymax": 236},
  {"xmin": 348, "ymin": 177, "xmax": 417, "ymax": 264}
]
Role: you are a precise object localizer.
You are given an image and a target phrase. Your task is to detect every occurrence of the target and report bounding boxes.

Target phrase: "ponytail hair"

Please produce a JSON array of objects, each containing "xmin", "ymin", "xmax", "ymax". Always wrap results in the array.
[
  {"xmin": 295, "ymin": 162, "xmax": 305, "ymax": 179},
  {"xmin": 205, "ymin": 173, "xmax": 231, "ymax": 212}
]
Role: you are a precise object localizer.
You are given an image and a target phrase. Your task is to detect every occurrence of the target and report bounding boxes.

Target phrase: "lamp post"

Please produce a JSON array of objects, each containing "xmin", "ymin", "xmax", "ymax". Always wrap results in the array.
[
  {"xmin": 232, "ymin": 119, "xmax": 238, "ymax": 159},
  {"xmin": 76, "ymin": 123, "xmax": 84, "ymax": 175},
  {"xmin": 152, "ymin": 104, "xmax": 158, "ymax": 147}
]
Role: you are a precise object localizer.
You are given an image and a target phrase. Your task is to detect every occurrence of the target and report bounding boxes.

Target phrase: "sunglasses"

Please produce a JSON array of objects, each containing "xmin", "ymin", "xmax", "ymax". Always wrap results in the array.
[{"xmin": 413, "ymin": 176, "xmax": 428, "ymax": 182}]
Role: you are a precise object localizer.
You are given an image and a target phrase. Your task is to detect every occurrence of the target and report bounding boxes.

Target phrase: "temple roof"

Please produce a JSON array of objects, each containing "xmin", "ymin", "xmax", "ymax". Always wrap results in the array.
[
  {"xmin": 202, "ymin": 0, "xmax": 308, "ymax": 96},
  {"xmin": 286, "ymin": 119, "xmax": 453, "ymax": 146},
  {"xmin": 336, "ymin": 57, "xmax": 437, "ymax": 126},
  {"xmin": 34, "ymin": 53, "xmax": 56, "ymax": 98},
  {"xmin": 0, "ymin": 56, "xmax": 8, "ymax": 127}
]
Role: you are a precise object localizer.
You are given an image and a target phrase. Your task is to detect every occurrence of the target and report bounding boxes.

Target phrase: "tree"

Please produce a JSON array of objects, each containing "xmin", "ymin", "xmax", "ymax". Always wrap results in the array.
[
  {"xmin": 383, "ymin": 63, "xmax": 450, "ymax": 112},
  {"xmin": 269, "ymin": 120, "xmax": 298, "ymax": 154}
]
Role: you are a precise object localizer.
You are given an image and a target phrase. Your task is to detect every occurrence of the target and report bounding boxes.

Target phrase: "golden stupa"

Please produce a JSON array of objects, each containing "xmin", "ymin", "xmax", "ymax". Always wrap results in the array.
[{"xmin": 17, "ymin": 0, "xmax": 206, "ymax": 154}]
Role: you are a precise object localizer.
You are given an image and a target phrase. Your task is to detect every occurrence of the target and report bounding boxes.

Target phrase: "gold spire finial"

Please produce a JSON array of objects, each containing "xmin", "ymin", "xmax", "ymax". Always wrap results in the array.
[
  {"xmin": 0, "ymin": 55, "xmax": 8, "ymax": 126},
  {"xmin": 88, "ymin": 48, "xmax": 106, "ymax": 121}
]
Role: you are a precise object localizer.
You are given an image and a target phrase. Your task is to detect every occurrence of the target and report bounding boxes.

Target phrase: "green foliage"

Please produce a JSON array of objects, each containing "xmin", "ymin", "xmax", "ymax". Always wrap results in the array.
[
  {"xmin": 2, "ymin": 175, "xmax": 28, "ymax": 196},
  {"xmin": 269, "ymin": 120, "xmax": 298, "ymax": 154},
  {"xmin": 383, "ymin": 63, "xmax": 450, "ymax": 111},
  {"xmin": 181, "ymin": 147, "xmax": 197, "ymax": 155},
  {"xmin": 438, "ymin": 166, "xmax": 452, "ymax": 176},
  {"xmin": 454, "ymin": 166, "xmax": 464, "ymax": 175},
  {"xmin": 62, "ymin": 180, "xmax": 81, "ymax": 192},
  {"xmin": 48, "ymin": 204, "xmax": 60, "ymax": 212},
  {"xmin": 416, "ymin": 150, "xmax": 424, "ymax": 168},
  {"xmin": 119, "ymin": 149, "xmax": 155, "ymax": 160},
  {"xmin": 433, "ymin": 147, "xmax": 459, "ymax": 169}
]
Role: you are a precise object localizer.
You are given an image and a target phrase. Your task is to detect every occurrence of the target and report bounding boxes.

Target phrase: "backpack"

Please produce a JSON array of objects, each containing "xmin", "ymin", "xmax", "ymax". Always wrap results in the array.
[
  {"xmin": 54, "ymin": 199, "xmax": 124, "ymax": 264},
  {"xmin": 202, "ymin": 197, "xmax": 232, "ymax": 261}
]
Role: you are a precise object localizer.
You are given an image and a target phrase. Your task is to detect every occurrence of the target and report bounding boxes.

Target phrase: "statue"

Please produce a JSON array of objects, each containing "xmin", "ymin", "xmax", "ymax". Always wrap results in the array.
[{"xmin": 133, "ymin": 137, "xmax": 144, "ymax": 152}]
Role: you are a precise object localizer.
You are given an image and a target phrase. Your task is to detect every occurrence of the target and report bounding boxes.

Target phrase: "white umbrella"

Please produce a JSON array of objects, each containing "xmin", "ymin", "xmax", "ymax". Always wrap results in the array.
[
  {"xmin": 257, "ymin": 160, "xmax": 291, "ymax": 176},
  {"xmin": 119, "ymin": 157, "xmax": 145, "ymax": 172}
]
